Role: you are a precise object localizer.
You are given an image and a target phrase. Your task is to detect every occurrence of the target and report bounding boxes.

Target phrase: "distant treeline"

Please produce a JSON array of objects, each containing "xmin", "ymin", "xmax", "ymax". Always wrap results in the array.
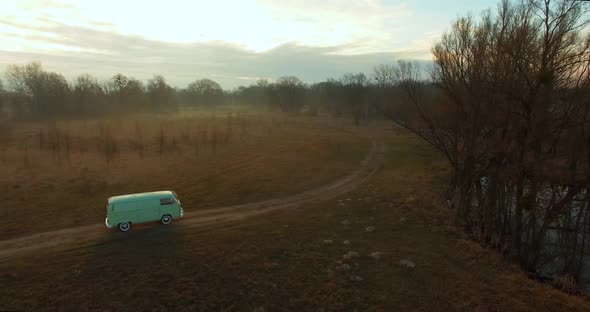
[{"xmin": 0, "ymin": 61, "xmax": 416, "ymax": 124}]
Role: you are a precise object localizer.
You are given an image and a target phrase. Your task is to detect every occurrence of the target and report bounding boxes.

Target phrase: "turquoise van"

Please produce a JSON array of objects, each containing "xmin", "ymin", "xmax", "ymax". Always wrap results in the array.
[{"xmin": 105, "ymin": 191, "xmax": 184, "ymax": 232}]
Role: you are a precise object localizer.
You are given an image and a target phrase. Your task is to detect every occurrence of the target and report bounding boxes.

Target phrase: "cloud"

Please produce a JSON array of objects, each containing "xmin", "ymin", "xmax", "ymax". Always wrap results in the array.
[
  {"xmin": 0, "ymin": 0, "xmax": 438, "ymax": 89},
  {"xmin": 0, "ymin": 18, "xmax": 431, "ymax": 89},
  {"xmin": 3, "ymin": 0, "xmax": 415, "ymax": 52}
]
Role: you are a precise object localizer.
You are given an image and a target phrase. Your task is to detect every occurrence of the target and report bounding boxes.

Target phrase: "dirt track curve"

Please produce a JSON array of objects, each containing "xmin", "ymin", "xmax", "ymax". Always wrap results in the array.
[{"xmin": 0, "ymin": 140, "xmax": 385, "ymax": 261}]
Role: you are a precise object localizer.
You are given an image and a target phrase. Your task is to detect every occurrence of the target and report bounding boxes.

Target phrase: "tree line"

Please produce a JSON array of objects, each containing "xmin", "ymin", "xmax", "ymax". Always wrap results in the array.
[{"xmin": 0, "ymin": 61, "xmax": 415, "ymax": 124}]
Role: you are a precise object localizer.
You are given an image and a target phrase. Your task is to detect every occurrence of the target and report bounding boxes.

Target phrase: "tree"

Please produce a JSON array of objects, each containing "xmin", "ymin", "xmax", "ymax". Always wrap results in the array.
[
  {"xmin": 113, "ymin": 74, "xmax": 128, "ymax": 92},
  {"xmin": 103, "ymin": 74, "xmax": 148, "ymax": 112},
  {"xmin": 186, "ymin": 79, "xmax": 224, "ymax": 106},
  {"xmin": 122, "ymin": 78, "xmax": 148, "ymax": 111},
  {"xmin": 73, "ymin": 74, "xmax": 105, "ymax": 114},
  {"xmin": 256, "ymin": 78, "xmax": 270, "ymax": 89},
  {"xmin": 275, "ymin": 76, "xmax": 305, "ymax": 112},
  {"xmin": 393, "ymin": 0, "xmax": 590, "ymax": 280},
  {"xmin": 341, "ymin": 73, "xmax": 369, "ymax": 125},
  {"xmin": 5, "ymin": 62, "xmax": 44, "ymax": 116},
  {"xmin": 309, "ymin": 79, "xmax": 344, "ymax": 116},
  {"xmin": 42, "ymin": 72, "xmax": 70, "ymax": 114},
  {"xmin": 230, "ymin": 79, "xmax": 275, "ymax": 107},
  {"xmin": 1, "ymin": 65, "xmax": 180, "ymax": 117},
  {"xmin": 147, "ymin": 75, "xmax": 177, "ymax": 111},
  {"xmin": 103, "ymin": 74, "xmax": 128, "ymax": 96},
  {"xmin": 0, "ymin": 77, "xmax": 3, "ymax": 112},
  {"xmin": 5, "ymin": 62, "xmax": 70, "ymax": 116},
  {"xmin": 373, "ymin": 64, "xmax": 396, "ymax": 88}
]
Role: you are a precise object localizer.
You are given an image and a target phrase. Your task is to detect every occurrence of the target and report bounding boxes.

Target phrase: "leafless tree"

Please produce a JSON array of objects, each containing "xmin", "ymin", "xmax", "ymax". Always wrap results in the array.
[
  {"xmin": 147, "ymin": 75, "xmax": 177, "ymax": 111},
  {"xmin": 342, "ymin": 73, "xmax": 369, "ymax": 125},
  {"xmin": 73, "ymin": 74, "xmax": 105, "ymax": 115},
  {"xmin": 185, "ymin": 78, "xmax": 224, "ymax": 106},
  {"xmin": 275, "ymin": 76, "xmax": 306, "ymax": 113},
  {"xmin": 373, "ymin": 64, "xmax": 397, "ymax": 88},
  {"xmin": 0, "ymin": 77, "xmax": 4, "ymax": 112},
  {"xmin": 5, "ymin": 62, "xmax": 70, "ymax": 117},
  {"xmin": 390, "ymin": 0, "xmax": 590, "ymax": 282}
]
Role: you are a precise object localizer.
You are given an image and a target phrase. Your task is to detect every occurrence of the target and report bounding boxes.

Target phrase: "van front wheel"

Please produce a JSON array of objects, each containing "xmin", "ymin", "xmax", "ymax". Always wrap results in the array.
[
  {"xmin": 119, "ymin": 222, "xmax": 131, "ymax": 232},
  {"xmin": 161, "ymin": 214, "xmax": 172, "ymax": 225}
]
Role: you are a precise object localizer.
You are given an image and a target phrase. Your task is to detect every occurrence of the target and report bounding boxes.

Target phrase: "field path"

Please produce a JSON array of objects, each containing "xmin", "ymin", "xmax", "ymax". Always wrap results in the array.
[{"xmin": 0, "ymin": 140, "xmax": 385, "ymax": 260}]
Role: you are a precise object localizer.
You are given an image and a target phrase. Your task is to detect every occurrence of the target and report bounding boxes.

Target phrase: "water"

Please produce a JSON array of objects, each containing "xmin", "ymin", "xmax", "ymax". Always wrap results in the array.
[{"xmin": 474, "ymin": 177, "xmax": 590, "ymax": 289}]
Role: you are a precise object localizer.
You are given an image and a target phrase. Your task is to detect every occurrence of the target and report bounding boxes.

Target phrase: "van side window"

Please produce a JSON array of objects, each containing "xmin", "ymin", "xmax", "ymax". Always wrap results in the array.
[{"xmin": 160, "ymin": 198, "xmax": 174, "ymax": 205}]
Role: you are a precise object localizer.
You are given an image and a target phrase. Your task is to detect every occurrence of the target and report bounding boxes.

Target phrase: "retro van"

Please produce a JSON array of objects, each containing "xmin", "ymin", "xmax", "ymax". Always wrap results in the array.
[{"xmin": 105, "ymin": 191, "xmax": 184, "ymax": 232}]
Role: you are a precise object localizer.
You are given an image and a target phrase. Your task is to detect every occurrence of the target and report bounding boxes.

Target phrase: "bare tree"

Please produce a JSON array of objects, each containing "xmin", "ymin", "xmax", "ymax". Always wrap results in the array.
[
  {"xmin": 373, "ymin": 64, "xmax": 396, "ymax": 88},
  {"xmin": 5, "ymin": 62, "xmax": 70, "ymax": 117},
  {"xmin": 275, "ymin": 76, "xmax": 306, "ymax": 112},
  {"xmin": 391, "ymin": 0, "xmax": 590, "ymax": 282},
  {"xmin": 0, "ymin": 77, "xmax": 4, "ymax": 112},
  {"xmin": 341, "ymin": 73, "xmax": 369, "ymax": 125},
  {"xmin": 147, "ymin": 75, "xmax": 177, "ymax": 111},
  {"xmin": 73, "ymin": 74, "xmax": 105, "ymax": 115},
  {"xmin": 186, "ymin": 79, "xmax": 224, "ymax": 106}
]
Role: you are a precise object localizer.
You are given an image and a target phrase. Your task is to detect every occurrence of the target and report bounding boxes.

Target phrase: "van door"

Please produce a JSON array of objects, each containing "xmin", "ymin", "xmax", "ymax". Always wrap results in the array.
[{"xmin": 131, "ymin": 202, "xmax": 148, "ymax": 223}]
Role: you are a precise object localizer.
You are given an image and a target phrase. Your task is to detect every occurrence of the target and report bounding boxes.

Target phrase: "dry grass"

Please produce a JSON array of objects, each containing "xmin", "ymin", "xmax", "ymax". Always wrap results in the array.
[
  {"xmin": 0, "ymin": 109, "xmax": 370, "ymax": 239},
  {"xmin": 2, "ymin": 131, "xmax": 588, "ymax": 311},
  {"xmin": 553, "ymin": 274, "xmax": 578, "ymax": 294}
]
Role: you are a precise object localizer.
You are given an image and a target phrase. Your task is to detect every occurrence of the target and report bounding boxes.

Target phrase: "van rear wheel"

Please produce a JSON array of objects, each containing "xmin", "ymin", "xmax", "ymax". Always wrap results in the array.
[
  {"xmin": 161, "ymin": 214, "xmax": 172, "ymax": 225},
  {"xmin": 119, "ymin": 222, "xmax": 131, "ymax": 232}
]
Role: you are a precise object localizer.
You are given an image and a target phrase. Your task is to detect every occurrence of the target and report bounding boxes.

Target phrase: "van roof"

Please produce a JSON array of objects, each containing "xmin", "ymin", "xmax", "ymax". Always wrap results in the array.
[{"xmin": 108, "ymin": 191, "xmax": 176, "ymax": 204}]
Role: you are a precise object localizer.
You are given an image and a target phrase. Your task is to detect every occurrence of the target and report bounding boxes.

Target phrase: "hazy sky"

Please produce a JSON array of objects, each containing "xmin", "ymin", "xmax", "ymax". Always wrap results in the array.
[{"xmin": 0, "ymin": 0, "xmax": 497, "ymax": 89}]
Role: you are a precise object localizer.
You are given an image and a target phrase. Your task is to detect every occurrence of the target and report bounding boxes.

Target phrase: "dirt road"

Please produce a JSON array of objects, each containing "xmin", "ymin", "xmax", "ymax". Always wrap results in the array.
[{"xmin": 0, "ymin": 140, "xmax": 385, "ymax": 260}]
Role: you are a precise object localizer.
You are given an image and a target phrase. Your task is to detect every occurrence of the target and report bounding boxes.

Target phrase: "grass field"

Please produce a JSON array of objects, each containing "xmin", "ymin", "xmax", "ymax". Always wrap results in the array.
[
  {"xmin": 0, "ymin": 109, "xmax": 370, "ymax": 239},
  {"xmin": 2, "ymin": 125, "xmax": 588, "ymax": 311}
]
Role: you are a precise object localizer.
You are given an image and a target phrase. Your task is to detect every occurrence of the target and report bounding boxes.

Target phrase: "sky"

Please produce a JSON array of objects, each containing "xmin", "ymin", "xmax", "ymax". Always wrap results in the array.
[{"xmin": 0, "ymin": 0, "xmax": 497, "ymax": 89}]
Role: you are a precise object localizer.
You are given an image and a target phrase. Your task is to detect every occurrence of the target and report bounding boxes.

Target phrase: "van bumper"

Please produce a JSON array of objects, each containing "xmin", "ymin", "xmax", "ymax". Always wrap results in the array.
[{"xmin": 105, "ymin": 217, "xmax": 114, "ymax": 228}]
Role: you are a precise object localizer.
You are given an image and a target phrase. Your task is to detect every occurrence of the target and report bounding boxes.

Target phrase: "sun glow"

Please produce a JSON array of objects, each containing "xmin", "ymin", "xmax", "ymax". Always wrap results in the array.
[{"xmin": 0, "ymin": 0, "xmax": 412, "ymax": 53}]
